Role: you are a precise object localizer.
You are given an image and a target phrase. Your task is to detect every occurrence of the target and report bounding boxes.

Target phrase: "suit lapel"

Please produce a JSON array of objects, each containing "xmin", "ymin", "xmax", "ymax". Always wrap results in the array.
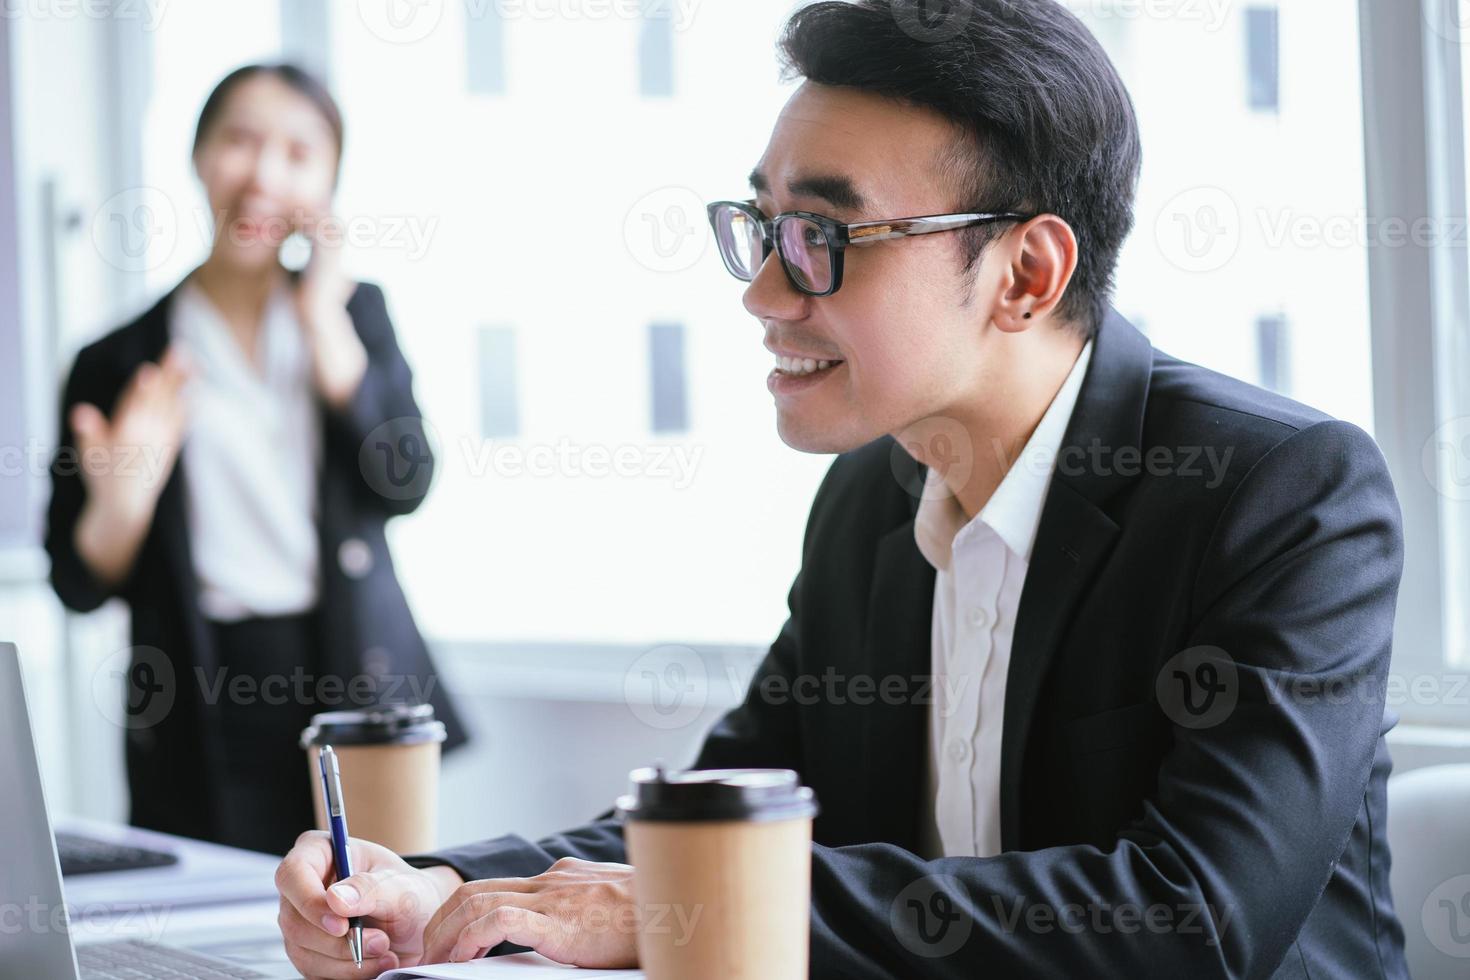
[
  {"xmin": 998, "ymin": 309, "xmax": 1155, "ymax": 850},
  {"xmin": 860, "ymin": 516, "xmax": 936, "ymax": 851},
  {"xmin": 998, "ymin": 484, "xmax": 1119, "ymax": 848}
]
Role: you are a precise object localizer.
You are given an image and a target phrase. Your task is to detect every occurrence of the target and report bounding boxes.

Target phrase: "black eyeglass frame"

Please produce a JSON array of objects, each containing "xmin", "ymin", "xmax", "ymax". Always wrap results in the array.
[{"xmin": 706, "ymin": 199, "xmax": 1033, "ymax": 297}]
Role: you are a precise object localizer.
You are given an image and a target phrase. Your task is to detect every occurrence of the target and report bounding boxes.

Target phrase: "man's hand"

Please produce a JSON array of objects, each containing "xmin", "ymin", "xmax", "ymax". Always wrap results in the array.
[
  {"xmin": 275, "ymin": 831, "xmax": 463, "ymax": 979},
  {"xmin": 421, "ymin": 857, "xmax": 640, "ymax": 968}
]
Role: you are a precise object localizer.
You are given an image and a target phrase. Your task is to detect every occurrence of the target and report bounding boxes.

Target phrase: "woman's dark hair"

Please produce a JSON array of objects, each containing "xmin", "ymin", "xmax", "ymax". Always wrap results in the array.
[
  {"xmin": 192, "ymin": 63, "xmax": 345, "ymax": 178},
  {"xmin": 779, "ymin": 0, "xmax": 1142, "ymax": 337}
]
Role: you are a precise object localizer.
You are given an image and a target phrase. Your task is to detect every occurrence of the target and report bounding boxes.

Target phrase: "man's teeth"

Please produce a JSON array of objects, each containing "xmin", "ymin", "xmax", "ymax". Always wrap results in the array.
[{"xmin": 776, "ymin": 355, "xmax": 839, "ymax": 376}]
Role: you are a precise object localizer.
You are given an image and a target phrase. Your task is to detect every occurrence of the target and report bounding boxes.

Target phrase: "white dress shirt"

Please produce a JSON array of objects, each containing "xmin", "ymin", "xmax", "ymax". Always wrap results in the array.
[
  {"xmin": 172, "ymin": 278, "xmax": 322, "ymax": 622},
  {"xmin": 915, "ymin": 340, "xmax": 1093, "ymax": 859}
]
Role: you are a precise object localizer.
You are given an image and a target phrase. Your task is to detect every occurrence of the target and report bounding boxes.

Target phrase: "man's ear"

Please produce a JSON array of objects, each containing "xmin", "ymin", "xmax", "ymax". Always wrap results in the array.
[{"xmin": 991, "ymin": 215, "xmax": 1079, "ymax": 333}]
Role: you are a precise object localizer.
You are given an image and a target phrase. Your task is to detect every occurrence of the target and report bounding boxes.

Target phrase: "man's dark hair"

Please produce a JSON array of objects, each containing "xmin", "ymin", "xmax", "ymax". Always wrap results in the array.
[
  {"xmin": 192, "ymin": 63, "xmax": 345, "ymax": 183},
  {"xmin": 779, "ymin": 0, "xmax": 1142, "ymax": 337}
]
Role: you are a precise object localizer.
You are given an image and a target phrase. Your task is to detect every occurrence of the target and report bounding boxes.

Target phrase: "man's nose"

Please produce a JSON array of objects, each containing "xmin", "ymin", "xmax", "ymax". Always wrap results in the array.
[{"xmin": 742, "ymin": 247, "xmax": 807, "ymax": 323}]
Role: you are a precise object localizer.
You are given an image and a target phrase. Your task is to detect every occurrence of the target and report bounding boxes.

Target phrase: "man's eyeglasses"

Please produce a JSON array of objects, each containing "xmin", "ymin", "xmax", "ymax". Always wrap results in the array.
[{"xmin": 706, "ymin": 200, "xmax": 1032, "ymax": 297}]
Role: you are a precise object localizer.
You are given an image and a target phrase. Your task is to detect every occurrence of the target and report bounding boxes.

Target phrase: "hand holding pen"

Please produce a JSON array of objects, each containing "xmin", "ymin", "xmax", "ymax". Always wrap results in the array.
[{"xmin": 275, "ymin": 790, "xmax": 466, "ymax": 975}]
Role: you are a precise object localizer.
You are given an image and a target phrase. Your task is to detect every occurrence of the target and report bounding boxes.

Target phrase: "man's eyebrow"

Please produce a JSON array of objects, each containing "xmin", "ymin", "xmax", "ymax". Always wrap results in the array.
[
  {"xmin": 789, "ymin": 174, "xmax": 866, "ymax": 213},
  {"xmin": 747, "ymin": 169, "xmax": 867, "ymax": 213}
]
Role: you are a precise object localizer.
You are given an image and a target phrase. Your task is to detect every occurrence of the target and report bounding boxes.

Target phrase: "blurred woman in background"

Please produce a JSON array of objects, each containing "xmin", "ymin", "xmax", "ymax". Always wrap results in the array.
[{"xmin": 45, "ymin": 63, "xmax": 465, "ymax": 855}]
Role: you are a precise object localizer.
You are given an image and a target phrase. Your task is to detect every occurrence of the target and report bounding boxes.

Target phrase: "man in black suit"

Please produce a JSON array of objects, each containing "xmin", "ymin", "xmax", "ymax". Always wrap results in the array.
[{"xmin": 275, "ymin": 1, "xmax": 1409, "ymax": 976}]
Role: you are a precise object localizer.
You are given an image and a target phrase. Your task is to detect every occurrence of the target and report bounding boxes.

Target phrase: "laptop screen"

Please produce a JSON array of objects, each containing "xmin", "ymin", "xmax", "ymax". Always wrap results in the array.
[{"xmin": 0, "ymin": 642, "xmax": 83, "ymax": 979}]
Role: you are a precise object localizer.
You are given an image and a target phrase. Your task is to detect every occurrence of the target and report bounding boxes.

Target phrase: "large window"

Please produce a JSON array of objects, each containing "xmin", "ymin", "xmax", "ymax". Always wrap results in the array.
[
  {"xmin": 323, "ymin": 0, "xmax": 1381, "ymax": 649},
  {"xmin": 85, "ymin": 0, "xmax": 1382, "ymax": 650}
]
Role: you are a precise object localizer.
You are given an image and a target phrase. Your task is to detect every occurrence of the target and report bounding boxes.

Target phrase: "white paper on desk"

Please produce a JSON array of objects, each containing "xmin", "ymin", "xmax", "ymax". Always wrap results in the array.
[{"xmin": 378, "ymin": 951, "xmax": 644, "ymax": 979}]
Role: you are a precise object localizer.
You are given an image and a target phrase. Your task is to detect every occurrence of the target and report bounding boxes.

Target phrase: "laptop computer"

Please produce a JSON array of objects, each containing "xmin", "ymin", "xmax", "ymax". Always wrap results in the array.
[
  {"xmin": 0, "ymin": 641, "xmax": 285, "ymax": 979},
  {"xmin": 56, "ymin": 828, "xmax": 179, "ymax": 876}
]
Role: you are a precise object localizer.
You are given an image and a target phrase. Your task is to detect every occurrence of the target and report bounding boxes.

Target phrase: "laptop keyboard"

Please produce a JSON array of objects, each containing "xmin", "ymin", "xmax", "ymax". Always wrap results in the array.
[
  {"xmin": 78, "ymin": 940, "xmax": 272, "ymax": 979},
  {"xmin": 58, "ymin": 831, "xmax": 179, "ymax": 876}
]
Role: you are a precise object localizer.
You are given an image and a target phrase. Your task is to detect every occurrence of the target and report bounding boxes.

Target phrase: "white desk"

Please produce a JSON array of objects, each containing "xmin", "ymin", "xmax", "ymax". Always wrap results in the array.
[{"xmin": 54, "ymin": 821, "xmax": 644, "ymax": 979}]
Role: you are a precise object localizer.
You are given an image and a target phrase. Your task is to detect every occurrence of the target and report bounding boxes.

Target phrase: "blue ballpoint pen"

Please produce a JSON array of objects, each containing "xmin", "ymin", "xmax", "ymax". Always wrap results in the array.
[{"xmin": 319, "ymin": 745, "xmax": 364, "ymax": 968}]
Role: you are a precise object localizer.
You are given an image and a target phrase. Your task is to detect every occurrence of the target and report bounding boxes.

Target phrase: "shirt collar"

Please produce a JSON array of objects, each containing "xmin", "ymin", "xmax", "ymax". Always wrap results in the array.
[
  {"xmin": 174, "ymin": 276, "xmax": 301, "ymax": 385},
  {"xmin": 914, "ymin": 339, "xmax": 1094, "ymax": 571}
]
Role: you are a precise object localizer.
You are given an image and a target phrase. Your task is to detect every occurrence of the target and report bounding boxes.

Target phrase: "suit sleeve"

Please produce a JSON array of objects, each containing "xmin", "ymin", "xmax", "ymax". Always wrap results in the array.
[
  {"xmin": 798, "ymin": 420, "xmax": 1404, "ymax": 979},
  {"xmin": 45, "ymin": 346, "xmax": 119, "ymax": 613},
  {"xmin": 331, "ymin": 282, "xmax": 436, "ymax": 517},
  {"xmin": 404, "ymin": 818, "xmax": 629, "ymax": 882}
]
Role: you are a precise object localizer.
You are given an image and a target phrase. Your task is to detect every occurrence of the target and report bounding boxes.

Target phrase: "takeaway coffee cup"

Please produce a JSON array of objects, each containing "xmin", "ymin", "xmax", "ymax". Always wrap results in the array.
[
  {"xmin": 300, "ymin": 704, "xmax": 446, "ymax": 854},
  {"xmin": 617, "ymin": 767, "xmax": 818, "ymax": 980}
]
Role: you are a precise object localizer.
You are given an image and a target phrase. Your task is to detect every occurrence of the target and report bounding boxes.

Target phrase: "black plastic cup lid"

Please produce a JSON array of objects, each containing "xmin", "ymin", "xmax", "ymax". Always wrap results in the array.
[
  {"xmin": 616, "ymin": 767, "xmax": 818, "ymax": 823},
  {"xmin": 300, "ymin": 703, "xmax": 446, "ymax": 748}
]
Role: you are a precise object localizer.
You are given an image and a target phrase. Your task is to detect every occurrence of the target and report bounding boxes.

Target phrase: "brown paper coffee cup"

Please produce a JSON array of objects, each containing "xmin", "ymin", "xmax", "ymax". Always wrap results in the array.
[
  {"xmin": 618, "ymin": 768, "xmax": 818, "ymax": 980},
  {"xmin": 301, "ymin": 705, "xmax": 446, "ymax": 854}
]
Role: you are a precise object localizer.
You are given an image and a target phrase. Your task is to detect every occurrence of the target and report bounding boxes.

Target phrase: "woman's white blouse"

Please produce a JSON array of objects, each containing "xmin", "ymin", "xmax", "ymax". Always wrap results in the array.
[{"xmin": 172, "ymin": 278, "xmax": 322, "ymax": 623}]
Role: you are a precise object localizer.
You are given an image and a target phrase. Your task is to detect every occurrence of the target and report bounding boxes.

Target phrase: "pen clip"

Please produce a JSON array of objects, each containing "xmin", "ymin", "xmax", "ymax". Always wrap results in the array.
[{"xmin": 320, "ymin": 745, "xmax": 346, "ymax": 819}]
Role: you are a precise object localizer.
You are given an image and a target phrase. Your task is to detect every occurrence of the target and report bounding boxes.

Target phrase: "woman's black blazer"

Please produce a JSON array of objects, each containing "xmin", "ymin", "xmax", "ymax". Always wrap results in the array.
[{"xmin": 45, "ymin": 278, "xmax": 467, "ymax": 841}]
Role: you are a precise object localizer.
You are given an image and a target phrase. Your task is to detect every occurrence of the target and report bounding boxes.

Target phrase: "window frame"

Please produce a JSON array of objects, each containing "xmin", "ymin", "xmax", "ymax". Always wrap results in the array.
[{"xmin": 1360, "ymin": 0, "xmax": 1470, "ymax": 725}]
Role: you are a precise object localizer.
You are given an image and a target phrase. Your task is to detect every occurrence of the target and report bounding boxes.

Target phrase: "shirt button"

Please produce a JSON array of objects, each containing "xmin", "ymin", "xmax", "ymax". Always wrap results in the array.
[
  {"xmin": 338, "ymin": 538, "xmax": 374, "ymax": 579},
  {"xmin": 947, "ymin": 738, "xmax": 970, "ymax": 763},
  {"xmin": 967, "ymin": 607, "xmax": 990, "ymax": 629},
  {"xmin": 362, "ymin": 647, "xmax": 391, "ymax": 676}
]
